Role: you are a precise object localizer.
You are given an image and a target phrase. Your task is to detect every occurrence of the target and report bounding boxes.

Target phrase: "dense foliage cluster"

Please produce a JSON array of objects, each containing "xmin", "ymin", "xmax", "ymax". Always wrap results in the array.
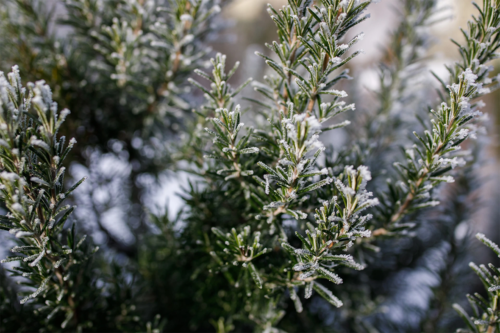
[{"xmin": 0, "ymin": 0, "xmax": 499, "ymax": 332}]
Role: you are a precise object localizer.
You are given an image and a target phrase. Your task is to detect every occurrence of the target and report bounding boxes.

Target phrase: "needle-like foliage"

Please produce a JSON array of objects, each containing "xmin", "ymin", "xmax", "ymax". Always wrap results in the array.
[
  {"xmin": 1, "ymin": 0, "xmax": 500, "ymax": 332},
  {"xmin": 455, "ymin": 234, "xmax": 500, "ymax": 333},
  {"xmin": 0, "ymin": 66, "xmax": 92, "ymax": 329}
]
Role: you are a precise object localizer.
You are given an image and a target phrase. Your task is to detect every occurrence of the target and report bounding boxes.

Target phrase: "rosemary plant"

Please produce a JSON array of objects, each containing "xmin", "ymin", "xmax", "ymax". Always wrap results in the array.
[
  {"xmin": 0, "ymin": 67, "xmax": 91, "ymax": 329},
  {"xmin": 1, "ymin": 0, "xmax": 500, "ymax": 332},
  {"xmin": 373, "ymin": 0, "xmax": 500, "ymax": 236},
  {"xmin": 0, "ymin": 0, "xmax": 228, "ymax": 256},
  {"xmin": 455, "ymin": 234, "xmax": 500, "ymax": 333}
]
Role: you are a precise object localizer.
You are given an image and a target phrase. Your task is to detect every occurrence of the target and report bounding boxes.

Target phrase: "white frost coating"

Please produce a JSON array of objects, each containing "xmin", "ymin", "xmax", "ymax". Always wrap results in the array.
[
  {"xmin": 11, "ymin": 203, "xmax": 25, "ymax": 214},
  {"xmin": 462, "ymin": 68, "xmax": 478, "ymax": 85},
  {"xmin": 15, "ymin": 231, "xmax": 33, "ymax": 238},
  {"xmin": 29, "ymin": 249, "xmax": 45, "ymax": 267},
  {"xmin": 477, "ymin": 233, "xmax": 500, "ymax": 256},
  {"xmin": 0, "ymin": 171, "xmax": 19, "ymax": 181},
  {"xmin": 31, "ymin": 139, "xmax": 51, "ymax": 152},
  {"xmin": 180, "ymin": 14, "xmax": 193, "ymax": 22}
]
